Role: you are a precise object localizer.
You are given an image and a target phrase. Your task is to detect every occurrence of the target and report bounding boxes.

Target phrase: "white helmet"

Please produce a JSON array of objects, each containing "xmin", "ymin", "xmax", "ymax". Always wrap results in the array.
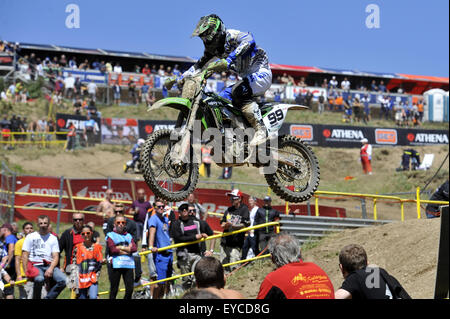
[{"xmin": 137, "ymin": 138, "xmax": 145, "ymax": 146}]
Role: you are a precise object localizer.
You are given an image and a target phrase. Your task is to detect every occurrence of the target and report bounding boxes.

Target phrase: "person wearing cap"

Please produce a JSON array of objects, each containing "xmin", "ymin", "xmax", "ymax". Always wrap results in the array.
[
  {"xmin": 220, "ymin": 189, "xmax": 250, "ymax": 271},
  {"xmin": 255, "ymin": 196, "xmax": 280, "ymax": 253},
  {"xmin": 0, "ymin": 223, "xmax": 18, "ymax": 299},
  {"xmin": 181, "ymin": 193, "xmax": 207, "ymax": 221},
  {"xmin": 360, "ymin": 138, "xmax": 373, "ymax": 175},
  {"xmin": 171, "ymin": 203, "xmax": 215, "ymax": 290}
]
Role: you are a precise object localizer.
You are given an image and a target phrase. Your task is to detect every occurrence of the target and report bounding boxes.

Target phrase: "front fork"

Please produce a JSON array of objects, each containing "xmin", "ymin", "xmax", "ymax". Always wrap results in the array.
[{"xmin": 169, "ymin": 93, "xmax": 203, "ymax": 165}]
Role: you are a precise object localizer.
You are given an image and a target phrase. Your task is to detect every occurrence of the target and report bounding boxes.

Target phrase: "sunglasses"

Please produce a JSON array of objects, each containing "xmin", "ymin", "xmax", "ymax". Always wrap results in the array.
[
  {"xmin": 155, "ymin": 205, "xmax": 165, "ymax": 209},
  {"xmin": 73, "ymin": 218, "xmax": 84, "ymax": 221},
  {"xmin": 188, "ymin": 209, "xmax": 196, "ymax": 213},
  {"xmin": 115, "ymin": 221, "xmax": 126, "ymax": 225},
  {"xmin": 81, "ymin": 231, "xmax": 92, "ymax": 236}
]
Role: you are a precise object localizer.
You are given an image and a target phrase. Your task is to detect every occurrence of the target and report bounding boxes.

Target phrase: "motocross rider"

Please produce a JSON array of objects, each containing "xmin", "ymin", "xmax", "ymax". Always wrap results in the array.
[
  {"xmin": 182, "ymin": 14, "xmax": 272, "ymax": 147},
  {"xmin": 128, "ymin": 138, "xmax": 145, "ymax": 172}
]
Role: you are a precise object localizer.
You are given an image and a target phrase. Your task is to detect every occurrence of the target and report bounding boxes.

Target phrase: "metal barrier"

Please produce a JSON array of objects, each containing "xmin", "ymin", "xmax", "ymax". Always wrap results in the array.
[
  {"xmin": 279, "ymin": 214, "xmax": 392, "ymax": 243},
  {"xmin": 314, "ymin": 188, "xmax": 449, "ymax": 221},
  {"xmin": 0, "ymin": 131, "xmax": 68, "ymax": 148},
  {"xmin": 3, "ymin": 222, "xmax": 278, "ymax": 295}
]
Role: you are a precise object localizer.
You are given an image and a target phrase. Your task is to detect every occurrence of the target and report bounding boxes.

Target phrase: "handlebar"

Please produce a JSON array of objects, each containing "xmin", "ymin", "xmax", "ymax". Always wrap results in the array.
[{"xmin": 163, "ymin": 59, "xmax": 228, "ymax": 91}]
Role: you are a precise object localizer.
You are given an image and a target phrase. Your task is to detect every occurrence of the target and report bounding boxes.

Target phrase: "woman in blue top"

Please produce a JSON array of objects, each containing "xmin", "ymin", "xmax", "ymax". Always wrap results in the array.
[{"xmin": 106, "ymin": 215, "xmax": 137, "ymax": 299}]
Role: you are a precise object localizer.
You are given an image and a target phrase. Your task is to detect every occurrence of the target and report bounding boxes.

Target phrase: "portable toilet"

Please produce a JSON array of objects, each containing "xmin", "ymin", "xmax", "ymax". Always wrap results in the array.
[{"xmin": 423, "ymin": 89, "xmax": 449, "ymax": 122}]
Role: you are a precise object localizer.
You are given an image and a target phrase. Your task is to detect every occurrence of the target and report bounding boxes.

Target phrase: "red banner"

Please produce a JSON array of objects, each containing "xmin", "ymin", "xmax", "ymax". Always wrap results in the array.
[{"xmin": 10, "ymin": 176, "xmax": 346, "ymax": 233}]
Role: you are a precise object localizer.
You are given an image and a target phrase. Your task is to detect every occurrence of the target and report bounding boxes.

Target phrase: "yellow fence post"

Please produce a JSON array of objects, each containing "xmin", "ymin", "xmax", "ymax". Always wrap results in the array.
[
  {"xmin": 315, "ymin": 196, "xmax": 319, "ymax": 216},
  {"xmin": 416, "ymin": 186, "xmax": 421, "ymax": 219},
  {"xmin": 373, "ymin": 197, "xmax": 378, "ymax": 221},
  {"xmin": 400, "ymin": 200, "xmax": 405, "ymax": 222}
]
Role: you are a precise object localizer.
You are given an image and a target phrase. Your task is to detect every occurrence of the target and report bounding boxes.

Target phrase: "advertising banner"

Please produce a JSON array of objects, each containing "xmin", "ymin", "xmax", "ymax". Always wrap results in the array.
[
  {"xmin": 137, "ymin": 120, "xmax": 177, "ymax": 140},
  {"xmin": 101, "ymin": 117, "xmax": 139, "ymax": 145},
  {"xmin": 287, "ymin": 123, "xmax": 448, "ymax": 148},
  {"xmin": 56, "ymin": 113, "xmax": 102, "ymax": 144}
]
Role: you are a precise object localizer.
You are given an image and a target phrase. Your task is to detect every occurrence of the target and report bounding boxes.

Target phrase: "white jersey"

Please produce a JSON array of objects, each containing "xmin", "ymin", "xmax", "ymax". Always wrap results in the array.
[{"xmin": 22, "ymin": 231, "xmax": 60, "ymax": 265}]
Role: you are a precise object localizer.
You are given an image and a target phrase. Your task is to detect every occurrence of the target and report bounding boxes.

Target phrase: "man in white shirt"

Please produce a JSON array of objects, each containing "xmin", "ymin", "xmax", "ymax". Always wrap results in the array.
[
  {"xmin": 329, "ymin": 76, "xmax": 338, "ymax": 89},
  {"xmin": 242, "ymin": 196, "xmax": 264, "ymax": 259},
  {"xmin": 87, "ymin": 80, "xmax": 97, "ymax": 102},
  {"xmin": 22, "ymin": 215, "xmax": 66, "ymax": 299},
  {"xmin": 64, "ymin": 73, "xmax": 75, "ymax": 99},
  {"xmin": 341, "ymin": 77, "xmax": 351, "ymax": 91},
  {"xmin": 113, "ymin": 63, "xmax": 122, "ymax": 74}
]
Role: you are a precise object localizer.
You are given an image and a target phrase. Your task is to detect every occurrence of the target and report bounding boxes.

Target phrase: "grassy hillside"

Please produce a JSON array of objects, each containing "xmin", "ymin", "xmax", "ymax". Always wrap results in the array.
[{"xmin": 2, "ymin": 97, "xmax": 448, "ymax": 130}]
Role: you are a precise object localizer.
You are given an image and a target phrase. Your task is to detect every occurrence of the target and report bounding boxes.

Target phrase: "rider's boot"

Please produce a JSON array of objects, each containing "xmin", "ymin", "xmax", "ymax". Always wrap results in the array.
[{"xmin": 241, "ymin": 102, "xmax": 268, "ymax": 147}]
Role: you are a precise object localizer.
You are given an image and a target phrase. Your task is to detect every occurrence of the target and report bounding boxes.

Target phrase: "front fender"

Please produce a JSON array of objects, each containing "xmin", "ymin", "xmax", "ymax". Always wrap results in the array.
[{"xmin": 147, "ymin": 97, "xmax": 192, "ymax": 112}]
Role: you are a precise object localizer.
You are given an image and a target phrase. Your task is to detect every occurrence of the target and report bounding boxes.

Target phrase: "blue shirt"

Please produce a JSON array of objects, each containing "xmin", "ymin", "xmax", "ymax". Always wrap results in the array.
[
  {"xmin": 148, "ymin": 214, "xmax": 172, "ymax": 252},
  {"xmin": 4, "ymin": 234, "xmax": 17, "ymax": 253},
  {"xmin": 141, "ymin": 84, "xmax": 149, "ymax": 94},
  {"xmin": 85, "ymin": 119, "xmax": 96, "ymax": 128}
]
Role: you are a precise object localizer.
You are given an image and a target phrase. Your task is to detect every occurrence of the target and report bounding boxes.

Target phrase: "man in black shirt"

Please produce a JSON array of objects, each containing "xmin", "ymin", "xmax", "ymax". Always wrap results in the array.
[
  {"xmin": 255, "ymin": 196, "xmax": 280, "ymax": 253},
  {"xmin": 335, "ymin": 244, "xmax": 411, "ymax": 299},
  {"xmin": 171, "ymin": 203, "xmax": 215, "ymax": 289},
  {"xmin": 220, "ymin": 189, "xmax": 250, "ymax": 272}
]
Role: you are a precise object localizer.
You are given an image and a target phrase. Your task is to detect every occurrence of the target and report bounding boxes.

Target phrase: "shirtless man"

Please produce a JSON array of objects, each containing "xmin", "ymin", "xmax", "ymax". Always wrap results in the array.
[{"xmin": 96, "ymin": 188, "xmax": 115, "ymax": 221}]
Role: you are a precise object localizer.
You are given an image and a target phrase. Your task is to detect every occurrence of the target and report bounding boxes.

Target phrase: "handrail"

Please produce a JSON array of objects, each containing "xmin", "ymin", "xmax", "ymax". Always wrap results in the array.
[
  {"xmin": 2, "ymin": 222, "xmax": 278, "ymax": 290},
  {"xmin": 2, "ymin": 187, "xmax": 448, "ymax": 222}
]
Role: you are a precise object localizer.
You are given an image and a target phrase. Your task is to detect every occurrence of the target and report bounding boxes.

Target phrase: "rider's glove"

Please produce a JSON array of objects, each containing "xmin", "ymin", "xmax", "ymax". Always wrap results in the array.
[
  {"xmin": 164, "ymin": 76, "xmax": 177, "ymax": 90},
  {"xmin": 207, "ymin": 58, "xmax": 230, "ymax": 72}
]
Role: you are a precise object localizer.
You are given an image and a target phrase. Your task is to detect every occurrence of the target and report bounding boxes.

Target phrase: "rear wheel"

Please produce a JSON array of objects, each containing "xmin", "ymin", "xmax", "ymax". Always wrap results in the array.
[
  {"xmin": 265, "ymin": 135, "xmax": 320, "ymax": 203},
  {"xmin": 142, "ymin": 129, "xmax": 199, "ymax": 201}
]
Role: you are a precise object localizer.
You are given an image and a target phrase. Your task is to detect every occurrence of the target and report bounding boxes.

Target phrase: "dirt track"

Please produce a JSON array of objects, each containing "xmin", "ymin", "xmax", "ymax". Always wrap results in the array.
[{"xmin": 230, "ymin": 218, "xmax": 442, "ymax": 299}]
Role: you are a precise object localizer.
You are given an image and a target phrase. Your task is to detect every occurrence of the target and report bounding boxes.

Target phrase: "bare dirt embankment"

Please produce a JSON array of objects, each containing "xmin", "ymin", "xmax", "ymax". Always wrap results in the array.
[{"xmin": 228, "ymin": 218, "xmax": 442, "ymax": 299}]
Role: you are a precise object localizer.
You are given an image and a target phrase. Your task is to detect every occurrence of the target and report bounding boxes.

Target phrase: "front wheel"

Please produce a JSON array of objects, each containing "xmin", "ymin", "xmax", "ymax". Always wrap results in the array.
[
  {"xmin": 141, "ymin": 129, "xmax": 199, "ymax": 202},
  {"xmin": 265, "ymin": 135, "xmax": 320, "ymax": 203}
]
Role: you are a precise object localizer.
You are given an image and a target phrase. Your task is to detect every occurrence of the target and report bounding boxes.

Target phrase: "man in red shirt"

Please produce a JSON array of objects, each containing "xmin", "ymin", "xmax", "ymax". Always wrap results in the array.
[{"xmin": 257, "ymin": 233, "xmax": 334, "ymax": 299}]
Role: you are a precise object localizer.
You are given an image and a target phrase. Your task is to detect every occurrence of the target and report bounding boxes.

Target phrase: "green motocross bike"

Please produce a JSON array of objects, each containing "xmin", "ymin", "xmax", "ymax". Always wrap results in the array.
[{"xmin": 141, "ymin": 60, "xmax": 320, "ymax": 202}]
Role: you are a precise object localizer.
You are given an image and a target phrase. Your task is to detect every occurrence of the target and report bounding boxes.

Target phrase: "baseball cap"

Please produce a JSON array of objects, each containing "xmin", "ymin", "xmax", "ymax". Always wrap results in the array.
[
  {"xmin": 226, "ymin": 189, "xmax": 243, "ymax": 199},
  {"xmin": 263, "ymin": 196, "xmax": 272, "ymax": 201},
  {"xmin": 361, "ymin": 138, "xmax": 368, "ymax": 143}
]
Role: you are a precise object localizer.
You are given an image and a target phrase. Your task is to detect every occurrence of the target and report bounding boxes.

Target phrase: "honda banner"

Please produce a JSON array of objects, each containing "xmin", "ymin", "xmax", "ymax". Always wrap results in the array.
[{"xmin": 11, "ymin": 176, "xmax": 346, "ymax": 232}]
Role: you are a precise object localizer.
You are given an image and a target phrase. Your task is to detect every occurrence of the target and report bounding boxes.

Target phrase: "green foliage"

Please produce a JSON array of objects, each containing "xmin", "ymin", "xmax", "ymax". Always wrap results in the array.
[{"xmin": 25, "ymin": 77, "xmax": 45, "ymax": 99}]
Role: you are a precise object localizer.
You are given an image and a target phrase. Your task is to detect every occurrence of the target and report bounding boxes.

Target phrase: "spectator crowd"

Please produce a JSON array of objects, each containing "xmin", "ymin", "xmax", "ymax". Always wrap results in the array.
[
  {"xmin": 1, "ymin": 186, "xmax": 414, "ymax": 300},
  {"xmin": 2, "ymin": 40, "xmax": 427, "ymax": 123}
]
